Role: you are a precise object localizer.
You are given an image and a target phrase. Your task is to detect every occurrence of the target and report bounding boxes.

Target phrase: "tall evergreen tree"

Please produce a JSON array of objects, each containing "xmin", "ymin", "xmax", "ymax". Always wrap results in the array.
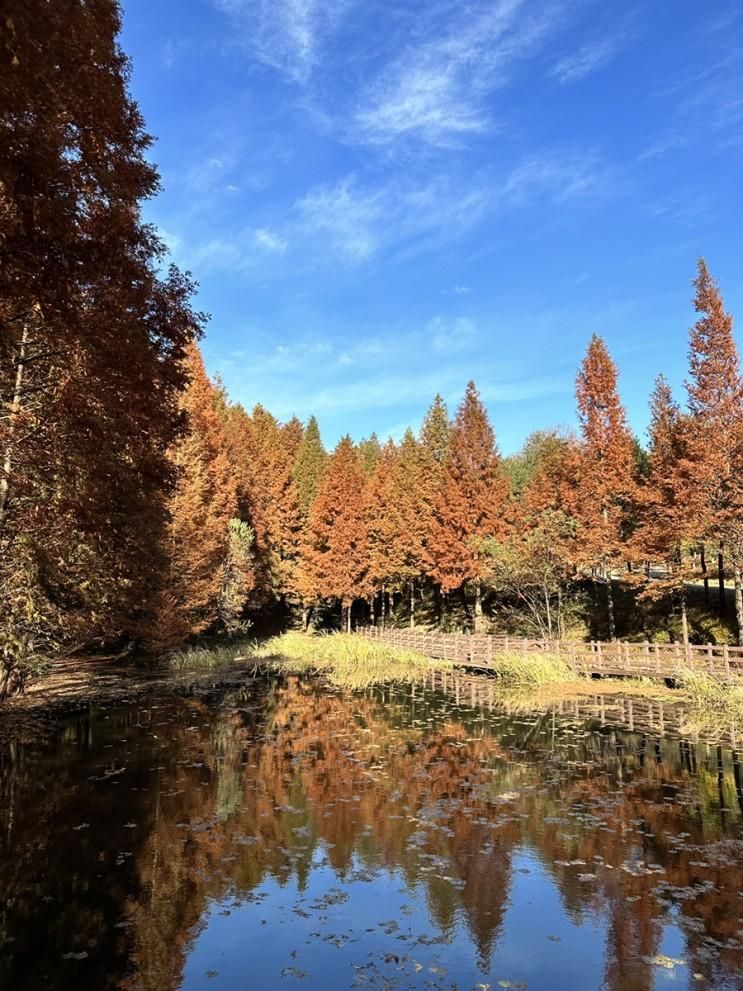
[
  {"xmin": 148, "ymin": 344, "xmax": 237, "ymax": 649},
  {"xmin": 636, "ymin": 376, "xmax": 692, "ymax": 645},
  {"xmin": 293, "ymin": 416, "xmax": 327, "ymax": 517},
  {"xmin": 357, "ymin": 433, "xmax": 382, "ymax": 477},
  {"xmin": 242, "ymin": 406, "xmax": 303, "ymax": 605},
  {"xmin": 0, "ymin": 0, "xmax": 200, "ymax": 692},
  {"xmin": 305, "ymin": 437, "xmax": 368, "ymax": 631},
  {"xmin": 574, "ymin": 335, "xmax": 636, "ymax": 641},
  {"xmin": 364, "ymin": 441, "xmax": 404, "ymax": 625},
  {"xmin": 418, "ymin": 394, "xmax": 451, "ymax": 617},
  {"xmin": 393, "ymin": 430, "xmax": 428, "ymax": 627},
  {"xmin": 428, "ymin": 383, "xmax": 509, "ymax": 631},
  {"xmin": 685, "ymin": 259, "xmax": 743, "ymax": 639}
]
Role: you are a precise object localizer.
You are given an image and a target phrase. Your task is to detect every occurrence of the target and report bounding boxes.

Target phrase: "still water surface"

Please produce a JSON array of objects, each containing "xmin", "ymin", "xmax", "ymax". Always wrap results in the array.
[{"xmin": 1, "ymin": 674, "xmax": 742, "ymax": 991}]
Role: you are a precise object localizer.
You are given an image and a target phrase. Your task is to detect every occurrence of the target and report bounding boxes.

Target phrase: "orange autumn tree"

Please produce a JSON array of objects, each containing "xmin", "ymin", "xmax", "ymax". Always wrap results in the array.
[
  {"xmin": 684, "ymin": 259, "xmax": 743, "ymax": 641},
  {"xmin": 225, "ymin": 405, "xmax": 303, "ymax": 609},
  {"xmin": 574, "ymin": 335, "xmax": 637, "ymax": 641},
  {"xmin": 305, "ymin": 437, "xmax": 368, "ymax": 631},
  {"xmin": 364, "ymin": 441, "xmax": 404, "ymax": 625},
  {"xmin": 635, "ymin": 376, "xmax": 692, "ymax": 644},
  {"xmin": 429, "ymin": 382, "xmax": 509, "ymax": 632},
  {"xmin": 392, "ymin": 429, "xmax": 428, "ymax": 627},
  {"xmin": 148, "ymin": 343, "xmax": 237, "ymax": 649}
]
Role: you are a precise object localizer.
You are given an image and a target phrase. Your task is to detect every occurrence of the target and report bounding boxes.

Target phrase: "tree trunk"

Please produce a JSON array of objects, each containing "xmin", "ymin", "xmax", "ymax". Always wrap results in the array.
[
  {"xmin": 369, "ymin": 594, "xmax": 376, "ymax": 627},
  {"xmin": 544, "ymin": 586, "xmax": 553, "ymax": 639},
  {"xmin": 473, "ymin": 580, "xmax": 483, "ymax": 633},
  {"xmin": 440, "ymin": 590, "xmax": 447, "ymax": 630},
  {"xmin": 346, "ymin": 601, "xmax": 352, "ymax": 633},
  {"xmin": 380, "ymin": 585, "xmax": 386, "ymax": 628},
  {"xmin": 700, "ymin": 543, "xmax": 709, "ymax": 606},
  {"xmin": 718, "ymin": 544, "xmax": 726, "ymax": 618},
  {"xmin": 302, "ymin": 606, "xmax": 309, "ymax": 632},
  {"xmin": 0, "ymin": 322, "xmax": 29, "ymax": 532},
  {"xmin": 409, "ymin": 579, "xmax": 415, "ymax": 629},
  {"xmin": 606, "ymin": 575, "xmax": 616, "ymax": 642},
  {"xmin": 680, "ymin": 587, "xmax": 690, "ymax": 652},
  {"xmin": 734, "ymin": 566, "xmax": 743, "ymax": 647}
]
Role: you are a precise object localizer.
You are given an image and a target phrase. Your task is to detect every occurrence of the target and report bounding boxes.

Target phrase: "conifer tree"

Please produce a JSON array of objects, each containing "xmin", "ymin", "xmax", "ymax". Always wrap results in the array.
[
  {"xmin": 635, "ymin": 376, "xmax": 692, "ymax": 644},
  {"xmin": 305, "ymin": 437, "xmax": 368, "ymax": 631},
  {"xmin": 148, "ymin": 344, "xmax": 237, "ymax": 649},
  {"xmin": 428, "ymin": 383, "xmax": 509, "ymax": 631},
  {"xmin": 241, "ymin": 406, "xmax": 303, "ymax": 605},
  {"xmin": 364, "ymin": 442, "xmax": 404, "ymax": 624},
  {"xmin": 393, "ymin": 430, "xmax": 428, "ymax": 627},
  {"xmin": 574, "ymin": 335, "xmax": 636, "ymax": 640},
  {"xmin": 418, "ymin": 394, "xmax": 451, "ymax": 618},
  {"xmin": 685, "ymin": 260, "xmax": 743, "ymax": 639},
  {"xmin": 0, "ymin": 0, "xmax": 200, "ymax": 691},
  {"xmin": 357, "ymin": 433, "xmax": 382, "ymax": 476},
  {"xmin": 293, "ymin": 416, "xmax": 327, "ymax": 517}
]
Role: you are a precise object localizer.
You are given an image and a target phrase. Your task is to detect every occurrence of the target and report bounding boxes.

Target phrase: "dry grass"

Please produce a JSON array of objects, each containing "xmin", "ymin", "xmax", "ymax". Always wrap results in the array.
[
  {"xmin": 249, "ymin": 632, "xmax": 452, "ymax": 688},
  {"xmin": 675, "ymin": 667, "xmax": 743, "ymax": 718},
  {"xmin": 166, "ymin": 639, "xmax": 253, "ymax": 673},
  {"xmin": 486, "ymin": 651, "xmax": 573, "ymax": 686}
]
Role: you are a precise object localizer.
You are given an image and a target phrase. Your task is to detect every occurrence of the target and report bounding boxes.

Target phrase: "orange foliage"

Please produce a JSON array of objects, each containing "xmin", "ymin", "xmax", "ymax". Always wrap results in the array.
[
  {"xmin": 428, "ymin": 382, "xmax": 510, "ymax": 594},
  {"xmin": 304, "ymin": 437, "xmax": 368, "ymax": 622},
  {"xmin": 146, "ymin": 343, "xmax": 237, "ymax": 648}
]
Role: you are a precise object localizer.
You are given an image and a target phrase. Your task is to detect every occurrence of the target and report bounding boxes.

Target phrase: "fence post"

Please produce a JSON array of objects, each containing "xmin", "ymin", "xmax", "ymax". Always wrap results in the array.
[{"xmin": 724, "ymin": 643, "xmax": 731, "ymax": 681}]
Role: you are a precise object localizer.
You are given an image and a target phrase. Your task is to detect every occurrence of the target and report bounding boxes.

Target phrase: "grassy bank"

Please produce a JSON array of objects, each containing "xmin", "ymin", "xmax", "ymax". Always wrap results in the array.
[
  {"xmin": 166, "ymin": 639, "xmax": 253, "ymax": 674},
  {"xmin": 676, "ymin": 667, "xmax": 743, "ymax": 719},
  {"xmin": 249, "ymin": 632, "xmax": 452, "ymax": 688}
]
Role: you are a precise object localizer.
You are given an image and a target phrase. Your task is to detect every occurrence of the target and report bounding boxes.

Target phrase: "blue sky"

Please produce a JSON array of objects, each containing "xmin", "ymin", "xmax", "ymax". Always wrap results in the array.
[{"xmin": 121, "ymin": 0, "xmax": 743, "ymax": 454}]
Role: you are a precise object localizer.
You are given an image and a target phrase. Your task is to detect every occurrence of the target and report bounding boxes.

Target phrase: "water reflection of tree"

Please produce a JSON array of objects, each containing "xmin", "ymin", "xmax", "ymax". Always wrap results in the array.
[{"xmin": 1, "ymin": 677, "xmax": 742, "ymax": 991}]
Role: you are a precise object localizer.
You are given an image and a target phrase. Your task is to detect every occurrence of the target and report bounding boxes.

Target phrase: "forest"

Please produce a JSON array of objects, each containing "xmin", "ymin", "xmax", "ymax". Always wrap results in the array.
[{"xmin": 3, "ymin": 2, "xmax": 743, "ymax": 700}]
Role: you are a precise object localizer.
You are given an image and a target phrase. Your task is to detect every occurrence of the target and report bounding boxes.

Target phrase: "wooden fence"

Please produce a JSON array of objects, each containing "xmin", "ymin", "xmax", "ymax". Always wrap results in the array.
[{"xmin": 356, "ymin": 626, "xmax": 743, "ymax": 682}]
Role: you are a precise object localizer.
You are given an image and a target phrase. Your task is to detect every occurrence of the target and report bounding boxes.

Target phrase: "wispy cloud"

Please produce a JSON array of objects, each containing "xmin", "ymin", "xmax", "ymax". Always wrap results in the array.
[
  {"xmin": 499, "ymin": 151, "xmax": 618, "ymax": 206},
  {"xmin": 551, "ymin": 35, "xmax": 623, "ymax": 85},
  {"xmin": 293, "ymin": 172, "xmax": 491, "ymax": 263},
  {"xmin": 427, "ymin": 315, "xmax": 478, "ymax": 354},
  {"xmin": 353, "ymin": 0, "xmax": 562, "ymax": 147},
  {"xmin": 166, "ymin": 147, "xmax": 615, "ymax": 275},
  {"xmin": 215, "ymin": 0, "xmax": 353, "ymax": 83}
]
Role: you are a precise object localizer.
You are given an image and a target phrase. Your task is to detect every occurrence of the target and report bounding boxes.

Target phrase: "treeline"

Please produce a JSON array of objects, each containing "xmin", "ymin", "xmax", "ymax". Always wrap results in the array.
[
  {"xmin": 162, "ymin": 258, "xmax": 742, "ymax": 654},
  {"xmin": 3, "ymin": 3, "xmax": 743, "ymax": 697}
]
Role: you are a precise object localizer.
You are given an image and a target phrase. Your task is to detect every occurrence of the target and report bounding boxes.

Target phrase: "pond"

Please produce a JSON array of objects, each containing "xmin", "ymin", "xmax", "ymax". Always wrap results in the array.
[{"xmin": 1, "ymin": 674, "xmax": 742, "ymax": 991}]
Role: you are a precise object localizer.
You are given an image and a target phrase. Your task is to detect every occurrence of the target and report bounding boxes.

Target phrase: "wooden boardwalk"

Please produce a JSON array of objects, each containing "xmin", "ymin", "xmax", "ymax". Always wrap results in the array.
[{"xmin": 357, "ymin": 626, "xmax": 743, "ymax": 683}]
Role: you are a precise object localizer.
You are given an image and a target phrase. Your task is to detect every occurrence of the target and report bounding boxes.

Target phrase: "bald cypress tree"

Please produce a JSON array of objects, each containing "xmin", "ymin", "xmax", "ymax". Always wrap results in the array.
[
  {"xmin": 305, "ymin": 437, "xmax": 368, "ymax": 631},
  {"xmin": 0, "ymin": 0, "xmax": 200, "ymax": 692},
  {"xmin": 147, "ymin": 344, "xmax": 237, "ymax": 649},
  {"xmin": 574, "ymin": 336, "xmax": 637, "ymax": 641},
  {"xmin": 685, "ymin": 260, "xmax": 743, "ymax": 639},
  {"xmin": 636, "ymin": 376, "xmax": 692, "ymax": 645},
  {"xmin": 428, "ymin": 383, "xmax": 509, "ymax": 632}
]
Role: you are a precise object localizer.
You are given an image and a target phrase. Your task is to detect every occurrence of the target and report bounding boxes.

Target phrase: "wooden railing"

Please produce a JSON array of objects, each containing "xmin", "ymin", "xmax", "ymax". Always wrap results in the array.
[{"xmin": 356, "ymin": 626, "xmax": 743, "ymax": 682}]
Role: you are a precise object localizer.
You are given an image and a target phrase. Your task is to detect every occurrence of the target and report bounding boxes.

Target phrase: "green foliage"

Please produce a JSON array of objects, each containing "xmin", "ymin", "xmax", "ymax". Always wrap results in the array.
[
  {"xmin": 503, "ymin": 429, "xmax": 572, "ymax": 498},
  {"xmin": 292, "ymin": 415, "xmax": 326, "ymax": 516},
  {"xmin": 218, "ymin": 518, "xmax": 255, "ymax": 634}
]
